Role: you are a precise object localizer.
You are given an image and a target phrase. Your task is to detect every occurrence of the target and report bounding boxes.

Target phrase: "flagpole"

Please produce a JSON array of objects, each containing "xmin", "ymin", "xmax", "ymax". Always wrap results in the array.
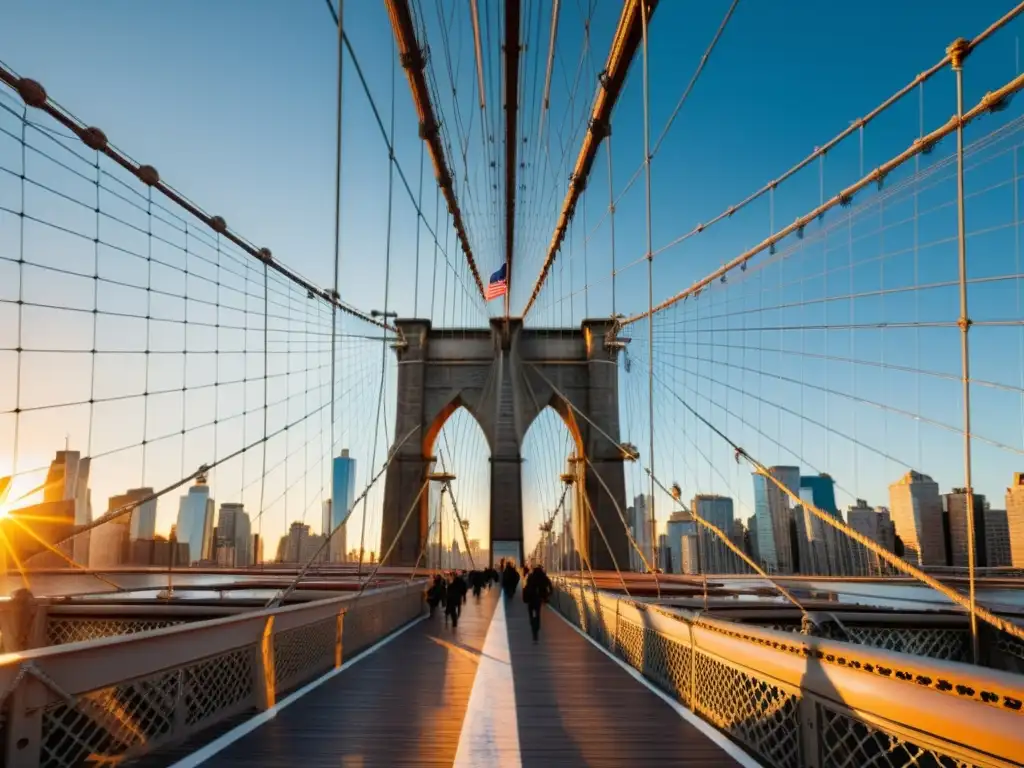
[{"xmin": 504, "ymin": 259, "xmax": 510, "ymax": 320}]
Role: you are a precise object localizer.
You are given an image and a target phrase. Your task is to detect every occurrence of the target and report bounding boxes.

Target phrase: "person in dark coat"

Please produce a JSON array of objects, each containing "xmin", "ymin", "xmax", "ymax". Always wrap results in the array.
[
  {"xmin": 501, "ymin": 561, "xmax": 520, "ymax": 599},
  {"xmin": 446, "ymin": 571, "xmax": 468, "ymax": 627},
  {"xmin": 468, "ymin": 570, "xmax": 484, "ymax": 599},
  {"xmin": 427, "ymin": 574, "xmax": 447, "ymax": 618},
  {"xmin": 522, "ymin": 565, "xmax": 553, "ymax": 641}
]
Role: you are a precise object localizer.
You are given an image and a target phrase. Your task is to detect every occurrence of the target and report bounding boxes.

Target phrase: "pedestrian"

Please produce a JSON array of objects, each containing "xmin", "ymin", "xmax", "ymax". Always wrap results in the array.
[
  {"xmin": 501, "ymin": 560, "xmax": 520, "ymax": 600},
  {"xmin": 447, "ymin": 570, "xmax": 468, "ymax": 627},
  {"xmin": 427, "ymin": 573, "xmax": 447, "ymax": 618},
  {"xmin": 522, "ymin": 564, "xmax": 553, "ymax": 642}
]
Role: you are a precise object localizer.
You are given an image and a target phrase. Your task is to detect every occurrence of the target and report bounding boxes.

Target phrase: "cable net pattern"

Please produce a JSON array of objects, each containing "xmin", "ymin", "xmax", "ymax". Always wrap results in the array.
[
  {"xmin": 47, "ymin": 617, "xmax": 186, "ymax": 646},
  {"xmin": 273, "ymin": 616, "xmax": 336, "ymax": 691}
]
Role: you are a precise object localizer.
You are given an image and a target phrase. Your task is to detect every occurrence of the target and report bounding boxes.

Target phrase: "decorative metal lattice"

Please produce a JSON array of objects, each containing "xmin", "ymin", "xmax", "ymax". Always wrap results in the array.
[
  {"xmin": 273, "ymin": 618, "xmax": 336, "ymax": 691},
  {"xmin": 39, "ymin": 645, "xmax": 255, "ymax": 767},
  {"xmin": 41, "ymin": 668, "xmax": 180, "ymax": 767},
  {"xmin": 691, "ymin": 652, "xmax": 802, "ymax": 768},
  {"xmin": 616, "ymin": 617, "xmax": 692, "ymax": 707},
  {"xmin": 844, "ymin": 627, "xmax": 971, "ymax": 663},
  {"xmin": 47, "ymin": 618, "xmax": 187, "ymax": 646},
  {"xmin": 818, "ymin": 706, "xmax": 977, "ymax": 768},
  {"xmin": 995, "ymin": 631, "xmax": 1024, "ymax": 662}
]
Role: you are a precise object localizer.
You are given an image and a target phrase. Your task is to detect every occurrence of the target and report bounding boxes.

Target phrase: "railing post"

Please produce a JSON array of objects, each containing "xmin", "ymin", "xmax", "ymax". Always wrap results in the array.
[
  {"xmin": 335, "ymin": 610, "xmax": 345, "ymax": 669},
  {"xmin": 612, "ymin": 598, "xmax": 620, "ymax": 655},
  {"xmin": 798, "ymin": 694, "xmax": 821, "ymax": 768},
  {"xmin": 4, "ymin": 592, "xmax": 47, "ymax": 768},
  {"xmin": 253, "ymin": 615, "xmax": 276, "ymax": 711}
]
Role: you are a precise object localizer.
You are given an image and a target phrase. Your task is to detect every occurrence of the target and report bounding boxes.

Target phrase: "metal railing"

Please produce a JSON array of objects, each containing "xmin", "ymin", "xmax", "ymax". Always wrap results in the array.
[
  {"xmin": 552, "ymin": 577, "xmax": 1024, "ymax": 768},
  {"xmin": 0, "ymin": 581, "xmax": 426, "ymax": 767}
]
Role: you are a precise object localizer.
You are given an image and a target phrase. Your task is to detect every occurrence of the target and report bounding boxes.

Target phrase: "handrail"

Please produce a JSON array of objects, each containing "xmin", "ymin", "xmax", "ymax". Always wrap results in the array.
[
  {"xmin": 554, "ymin": 578, "xmax": 1024, "ymax": 767},
  {"xmin": 0, "ymin": 580, "xmax": 427, "ymax": 765}
]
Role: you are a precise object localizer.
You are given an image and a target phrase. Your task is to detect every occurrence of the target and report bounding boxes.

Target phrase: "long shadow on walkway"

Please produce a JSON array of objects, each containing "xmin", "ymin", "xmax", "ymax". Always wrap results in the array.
[
  {"xmin": 196, "ymin": 590, "xmax": 499, "ymax": 768},
  {"xmin": 506, "ymin": 597, "xmax": 739, "ymax": 767}
]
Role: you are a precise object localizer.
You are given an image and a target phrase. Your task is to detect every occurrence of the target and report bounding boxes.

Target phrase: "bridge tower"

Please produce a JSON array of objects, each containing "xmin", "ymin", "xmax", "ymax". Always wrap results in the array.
[{"xmin": 381, "ymin": 318, "xmax": 630, "ymax": 569}]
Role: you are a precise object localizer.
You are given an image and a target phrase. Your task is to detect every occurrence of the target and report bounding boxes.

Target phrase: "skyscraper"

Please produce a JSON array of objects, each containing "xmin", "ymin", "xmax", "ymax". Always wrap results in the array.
[
  {"xmin": 753, "ymin": 467, "xmax": 798, "ymax": 573},
  {"xmin": 216, "ymin": 502, "xmax": 252, "ymax": 566},
  {"xmin": 325, "ymin": 450, "xmax": 357, "ymax": 563},
  {"xmin": 107, "ymin": 488, "xmax": 156, "ymax": 542},
  {"xmin": 1005, "ymin": 473, "xmax": 1024, "ymax": 566},
  {"xmin": 176, "ymin": 473, "xmax": 215, "ymax": 565},
  {"xmin": 985, "ymin": 508, "xmax": 1011, "ymax": 568},
  {"xmin": 692, "ymin": 495, "xmax": 735, "ymax": 574},
  {"xmin": 943, "ymin": 489, "xmax": 988, "ymax": 568},
  {"xmin": 889, "ymin": 471, "xmax": 945, "ymax": 566},
  {"xmin": 91, "ymin": 488, "xmax": 153, "ymax": 568},
  {"xmin": 797, "ymin": 474, "xmax": 845, "ymax": 575},
  {"xmin": 276, "ymin": 521, "xmax": 326, "ymax": 563},
  {"xmin": 43, "ymin": 450, "xmax": 92, "ymax": 565},
  {"xmin": 847, "ymin": 499, "xmax": 895, "ymax": 575},
  {"xmin": 628, "ymin": 494, "xmax": 654, "ymax": 570},
  {"xmin": 665, "ymin": 509, "xmax": 696, "ymax": 575}
]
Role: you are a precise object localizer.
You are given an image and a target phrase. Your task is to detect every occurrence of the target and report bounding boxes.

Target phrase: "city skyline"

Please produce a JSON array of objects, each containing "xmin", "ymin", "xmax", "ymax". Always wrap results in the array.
[{"xmin": 2, "ymin": 3, "xmax": 1024, "ymax": 564}]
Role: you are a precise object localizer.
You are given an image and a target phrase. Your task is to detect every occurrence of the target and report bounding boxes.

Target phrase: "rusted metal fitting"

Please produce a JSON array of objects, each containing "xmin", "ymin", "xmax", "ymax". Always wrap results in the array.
[
  {"xmin": 210, "ymin": 216, "xmax": 227, "ymax": 233},
  {"xmin": 957, "ymin": 316, "xmax": 972, "ymax": 332},
  {"xmin": 590, "ymin": 117, "xmax": 610, "ymax": 140},
  {"xmin": 80, "ymin": 126, "xmax": 108, "ymax": 151},
  {"xmin": 947, "ymin": 38, "xmax": 970, "ymax": 71},
  {"xmin": 137, "ymin": 165, "xmax": 160, "ymax": 186},
  {"xmin": 400, "ymin": 49, "xmax": 425, "ymax": 71},
  {"xmin": 16, "ymin": 78, "xmax": 47, "ymax": 108}
]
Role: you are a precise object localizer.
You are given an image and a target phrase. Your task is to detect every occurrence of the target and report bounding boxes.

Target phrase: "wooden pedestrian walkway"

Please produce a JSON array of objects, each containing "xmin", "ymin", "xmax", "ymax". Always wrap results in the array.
[{"xmin": 164, "ymin": 587, "xmax": 750, "ymax": 767}]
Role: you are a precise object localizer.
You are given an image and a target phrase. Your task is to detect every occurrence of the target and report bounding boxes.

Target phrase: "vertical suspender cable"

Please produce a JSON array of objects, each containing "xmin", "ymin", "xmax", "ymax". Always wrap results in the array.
[
  {"xmin": 949, "ymin": 38, "xmax": 979, "ymax": 664},
  {"xmin": 640, "ymin": 0, "xmax": 659, "ymax": 591},
  {"xmin": 330, "ymin": 0, "xmax": 345, "ymax": 470}
]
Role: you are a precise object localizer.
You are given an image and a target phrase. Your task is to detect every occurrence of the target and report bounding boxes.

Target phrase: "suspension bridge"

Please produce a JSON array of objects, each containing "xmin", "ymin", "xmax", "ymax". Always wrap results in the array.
[{"xmin": 1, "ymin": 0, "xmax": 1024, "ymax": 765}]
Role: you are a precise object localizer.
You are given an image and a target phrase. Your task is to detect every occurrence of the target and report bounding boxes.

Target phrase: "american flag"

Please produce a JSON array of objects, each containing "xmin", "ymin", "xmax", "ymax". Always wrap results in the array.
[{"xmin": 485, "ymin": 263, "xmax": 507, "ymax": 301}]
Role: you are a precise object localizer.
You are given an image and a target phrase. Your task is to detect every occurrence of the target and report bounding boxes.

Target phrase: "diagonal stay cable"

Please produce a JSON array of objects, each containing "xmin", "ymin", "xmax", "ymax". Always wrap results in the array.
[
  {"xmin": 655, "ymin": 365, "xmax": 1024, "ymax": 645},
  {"xmin": 265, "ymin": 424, "xmax": 420, "ymax": 608}
]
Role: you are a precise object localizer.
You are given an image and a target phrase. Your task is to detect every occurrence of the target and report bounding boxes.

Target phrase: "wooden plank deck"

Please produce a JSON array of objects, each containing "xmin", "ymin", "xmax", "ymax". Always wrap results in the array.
[
  {"xmin": 507, "ymin": 595, "xmax": 739, "ymax": 767},
  {"xmin": 164, "ymin": 586, "xmax": 743, "ymax": 767}
]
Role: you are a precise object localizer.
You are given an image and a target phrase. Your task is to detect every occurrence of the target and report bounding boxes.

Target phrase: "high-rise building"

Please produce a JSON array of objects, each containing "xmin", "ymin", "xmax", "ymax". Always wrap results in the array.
[
  {"xmin": 889, "ymin": 471, "xmax": 945, "ymax": 566},
  {"xmin": 985, "ymin": 508, "xmax": 1011, "ymax": 568},
  {"xmin": 665, "ymin": 509, "xmax": 696, "ymax": 575},
  {"xmin": 943, "ymin": 489, "xmax": 988, "ymax": 568},
  {"xmin": 745, "ymin": 514, "xmax": 759, "ymax": 563},
  {"xmin": 43, "ymin": 450, "xmax": 92, "ymax": 565},
  {"xmin": 628, "ymin": 494, "xmax": 655, "ymax": 571},
  {"xmin": 753, "ymin": 466, "xmax": 798, "ymax": 573},
  {"xmin": 106, "ymin": 488, "xmax": 156, "ymax": 542},
  {"xmin": 679, "ymin": 533, "xmax": 700, "ymax": 575},
  {"xmin": 176, "ymin": 473, "xmax": 215, "ymax": 565},
  {"xmin": 276, "ymin": 521, "xmax": 326, "ymax": 563},
  {"xmin": 692, "ymin": 495, "xmax": 735, "ymax": 574},
  {"xmin": 1005, "ymin": 473, "xmax": 1024, "ymax": 566},
  {"xmin": 216, "ymin": 502, "xmax": 252, "ymax": 566},
  {"xmin": 797, "ymin": 474, "xmax": 847, "ymax": 575},
  {"xmin": 324, "ymin": 450, "xmax": 357, "ymax": 563},
  {"xmin": 847, "ymin": 499, "xmax": 895, "ymax": 575},
  {"xmin": 91, "ymin": 490, "xmax": 150, "ymax": 568}
]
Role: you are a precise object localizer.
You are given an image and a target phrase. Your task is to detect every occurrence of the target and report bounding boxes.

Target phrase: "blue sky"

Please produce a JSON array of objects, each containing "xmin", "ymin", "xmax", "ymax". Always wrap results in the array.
[{"xmin": 2, "ymin": 1, "xmax": 1024, "ymax": 559}]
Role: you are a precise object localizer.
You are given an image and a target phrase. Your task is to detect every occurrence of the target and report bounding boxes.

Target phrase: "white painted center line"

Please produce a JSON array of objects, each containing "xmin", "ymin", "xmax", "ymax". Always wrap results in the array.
[{"xmin": 453, "ymin": 593, "xmax": 522, "ymax": 768}]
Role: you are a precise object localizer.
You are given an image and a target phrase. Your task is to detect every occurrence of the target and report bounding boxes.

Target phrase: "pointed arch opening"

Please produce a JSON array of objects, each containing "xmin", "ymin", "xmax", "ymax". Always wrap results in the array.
[
  {"xmin": 521, "ymin": 404, "xmax": 582, "ymax": 570},
  {"xmin": 423, "ymin": 398, "xmax": 491, "ymax": 570}
]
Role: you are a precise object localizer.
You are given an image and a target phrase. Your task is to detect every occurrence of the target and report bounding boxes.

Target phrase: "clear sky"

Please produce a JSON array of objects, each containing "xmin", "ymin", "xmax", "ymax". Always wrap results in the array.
[{"xmin": 2, "ymin": 1, "xmax": 1024, "ymax": 562}]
